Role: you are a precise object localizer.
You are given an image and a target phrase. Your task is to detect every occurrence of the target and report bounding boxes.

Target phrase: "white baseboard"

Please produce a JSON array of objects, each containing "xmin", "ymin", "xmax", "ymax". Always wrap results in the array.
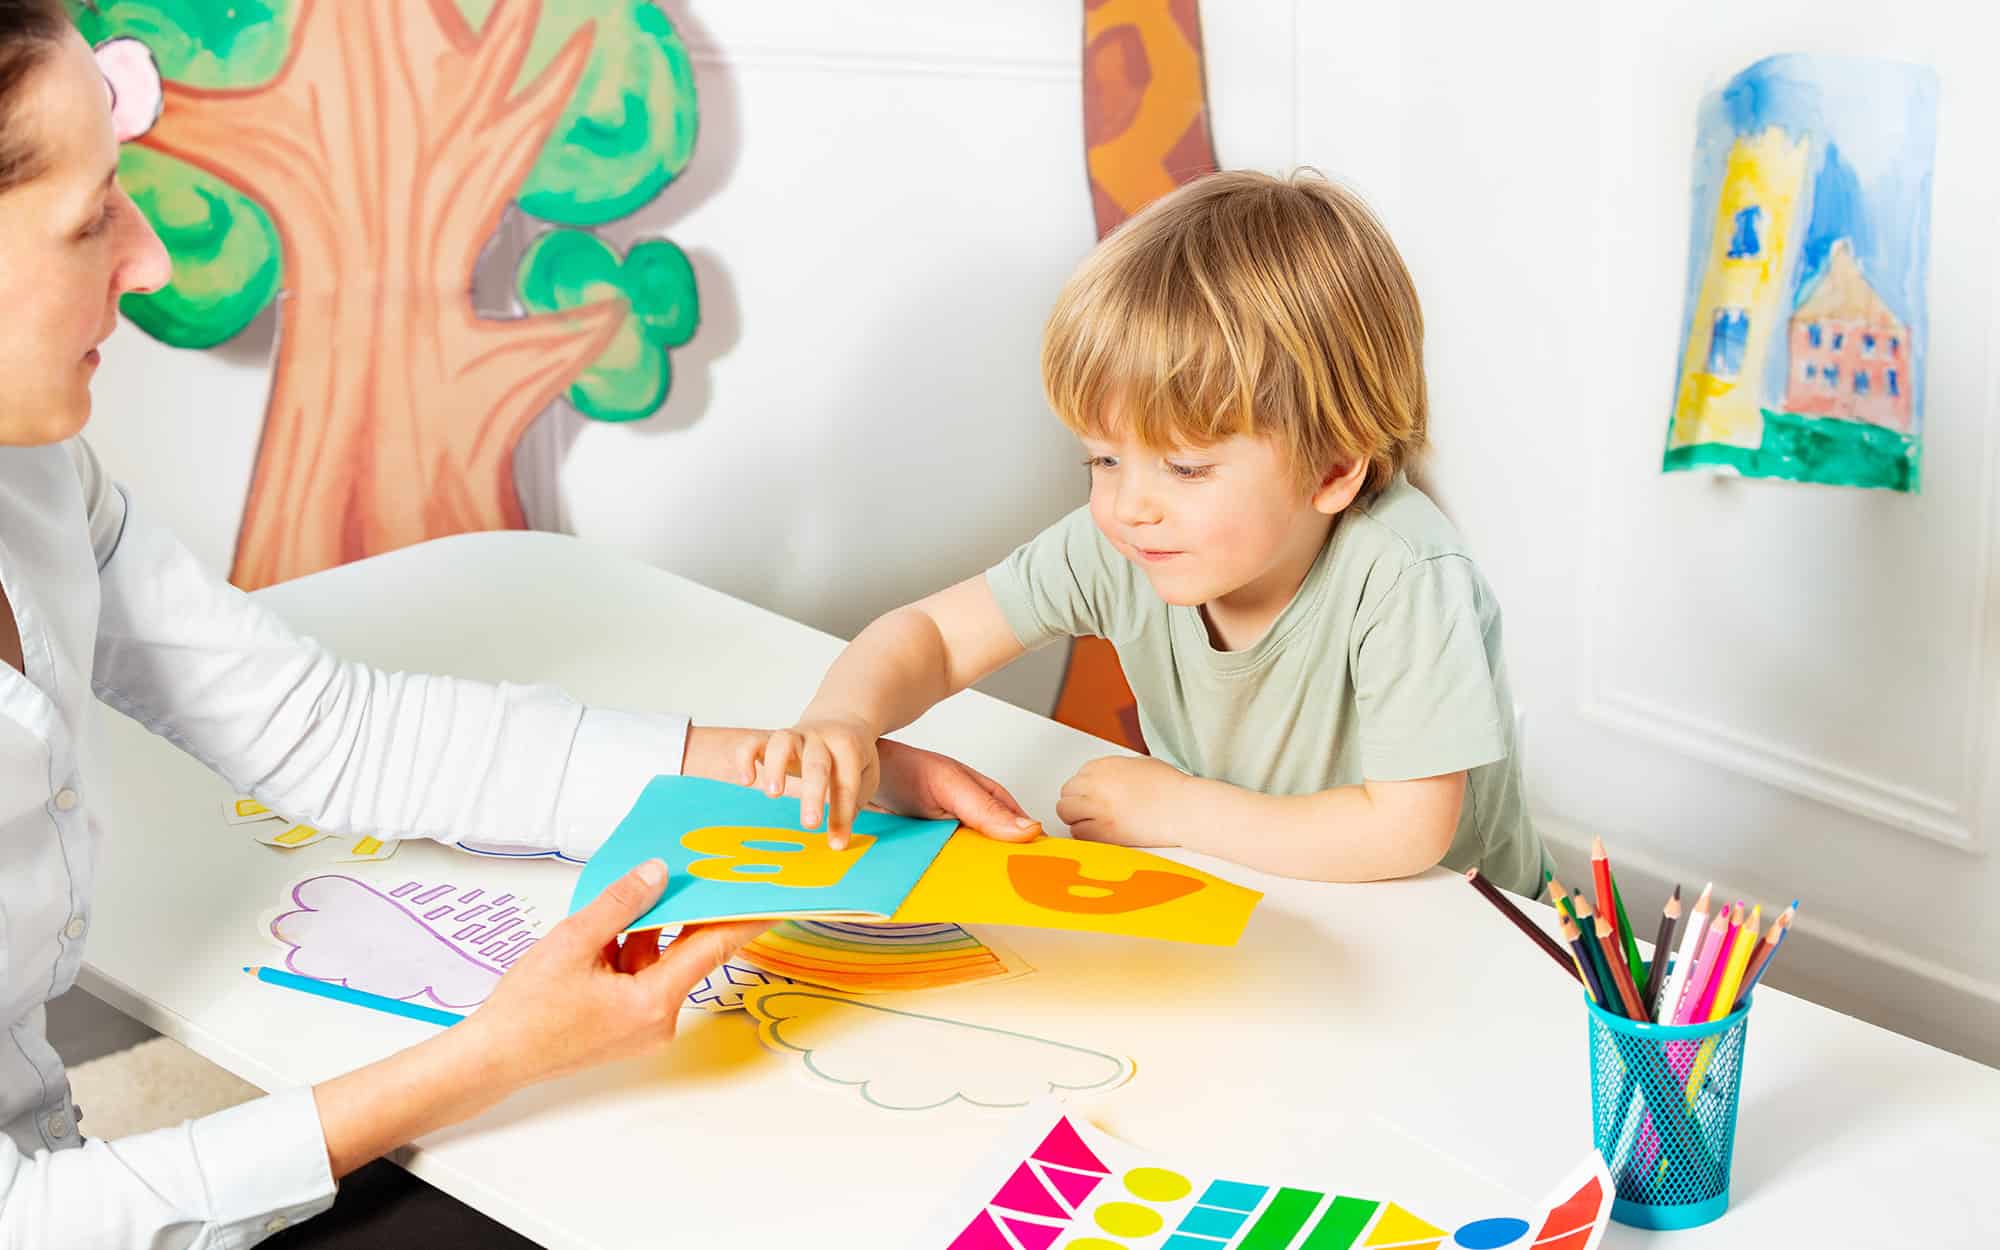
[{"xmin": 1536, "ymin": 813, "xmax": 2000, "ymax": 1069}]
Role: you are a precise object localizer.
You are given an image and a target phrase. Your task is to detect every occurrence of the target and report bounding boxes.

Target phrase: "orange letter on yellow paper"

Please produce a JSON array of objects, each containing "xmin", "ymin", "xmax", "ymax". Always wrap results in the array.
[
  {"xmin": 682, "ymin": 826, "xmax": 875, "ymax": 888},
  {"xmin": 1006, "ymin": 853, "xmax": 1204, "ymax": 914}
]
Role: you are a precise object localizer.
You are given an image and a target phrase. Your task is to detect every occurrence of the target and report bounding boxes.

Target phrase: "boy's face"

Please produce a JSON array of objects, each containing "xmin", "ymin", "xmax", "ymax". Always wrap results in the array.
[{"xmin": 1080, "ymin": 427, "xmax": 1354, "ymax": 612}]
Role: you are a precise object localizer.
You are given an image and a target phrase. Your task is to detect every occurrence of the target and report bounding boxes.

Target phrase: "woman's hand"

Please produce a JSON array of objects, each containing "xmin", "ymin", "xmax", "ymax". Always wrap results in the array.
[
  {"xmin": 312, "ymin": 860, "xmax": 765, "ymax": 1178},
  {"xmin": 464, "ymin": 860, "xmax": 769, "ymax": 1086}
]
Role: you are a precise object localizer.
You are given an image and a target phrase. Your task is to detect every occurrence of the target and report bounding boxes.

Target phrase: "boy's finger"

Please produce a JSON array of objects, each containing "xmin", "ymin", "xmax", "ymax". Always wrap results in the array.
[
  {"xmin": 799, "ymin": 740, "xmax": 832, "ymax": 831},
  {"xmin": 826, "ymin": 744, "xmax": 863, "ymax": 841}
]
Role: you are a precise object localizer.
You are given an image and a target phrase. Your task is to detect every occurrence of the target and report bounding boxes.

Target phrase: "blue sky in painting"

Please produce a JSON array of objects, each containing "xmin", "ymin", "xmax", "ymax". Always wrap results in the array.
[{"xmin": 1678, "ymin": 54, "xmax": 1937, "ymax": 423}]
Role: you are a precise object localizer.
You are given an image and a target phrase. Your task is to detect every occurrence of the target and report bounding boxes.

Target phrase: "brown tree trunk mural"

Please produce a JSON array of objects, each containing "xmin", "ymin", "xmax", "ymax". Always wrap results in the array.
[{"xmin": 142, "ymin": 0, "xmax": 625, "ymax": 589}]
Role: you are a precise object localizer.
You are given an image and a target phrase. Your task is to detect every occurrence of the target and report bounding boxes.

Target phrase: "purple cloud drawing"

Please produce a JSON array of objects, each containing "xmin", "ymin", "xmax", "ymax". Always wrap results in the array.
[
  {"xmin": 268, "ymin": 874, "xmax": 790, "ymax": 1014},
  {"xmin": 270, "ymin": 875, "xmax": 540, "ymax": 1011}
]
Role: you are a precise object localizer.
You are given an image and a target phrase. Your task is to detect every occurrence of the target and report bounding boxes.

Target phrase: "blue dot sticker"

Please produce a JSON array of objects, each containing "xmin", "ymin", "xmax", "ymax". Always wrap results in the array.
[{"xmin": 1454, "ymin": 1217, "xmax": 1531, "ymax": 1248}]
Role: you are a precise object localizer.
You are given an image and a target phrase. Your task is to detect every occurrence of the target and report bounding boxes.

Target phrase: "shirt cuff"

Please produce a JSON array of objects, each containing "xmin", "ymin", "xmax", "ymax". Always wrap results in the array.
[
  {"xmin": 186, "ymin": 1087, "xmax": 335, "ymax": 1249},
  {"xmin": 552, "ymin": 707, "xmax": 691, "ymax": 860}
]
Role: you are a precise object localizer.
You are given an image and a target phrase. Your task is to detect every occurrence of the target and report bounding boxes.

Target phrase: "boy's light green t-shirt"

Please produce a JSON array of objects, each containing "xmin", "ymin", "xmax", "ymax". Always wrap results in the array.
[{"xmin": 985, "ymin": 473, "xmax": 1550, "ymax": 898}]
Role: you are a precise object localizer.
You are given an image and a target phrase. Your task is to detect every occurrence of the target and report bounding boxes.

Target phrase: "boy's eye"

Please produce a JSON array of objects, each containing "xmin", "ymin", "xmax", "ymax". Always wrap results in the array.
[
  {"xmin": 1082, "ymin": 455, "xmax": 1118, "ymax": 470},
  {"xmin": 78, "ymin": 200, "xmax": 116, "ymax": 240},
  {"xmin": 1167, "ymin": 461, "xmax": 1214, "ymax": 480}
]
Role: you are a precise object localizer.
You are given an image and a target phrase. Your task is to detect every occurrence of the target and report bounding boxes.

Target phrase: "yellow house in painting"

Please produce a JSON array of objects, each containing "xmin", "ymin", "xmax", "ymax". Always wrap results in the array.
[{"xmin": 1670, "ymin": 128, "xmax": 1812, "ymax": 449}]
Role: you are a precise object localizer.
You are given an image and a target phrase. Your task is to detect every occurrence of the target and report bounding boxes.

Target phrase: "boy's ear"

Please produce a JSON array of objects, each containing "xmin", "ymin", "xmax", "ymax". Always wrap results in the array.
[{"xmin": 1310, "ymin": 459, "xmax": 1370, "ymax": 515}]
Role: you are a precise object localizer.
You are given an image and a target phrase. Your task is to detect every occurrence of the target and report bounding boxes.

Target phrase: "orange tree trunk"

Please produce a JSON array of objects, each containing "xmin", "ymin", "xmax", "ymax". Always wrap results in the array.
[{"xmin": 141, "ymin": 0, "xmax": 624, "ymax": 588}]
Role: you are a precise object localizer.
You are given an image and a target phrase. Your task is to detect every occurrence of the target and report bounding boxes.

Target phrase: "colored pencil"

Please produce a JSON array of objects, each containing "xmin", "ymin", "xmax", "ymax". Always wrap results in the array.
[
  {"xmin": 1688, "ymin": 903, "xmax": 1743, "ymax": 1025},
  {"xmin": 1734, "ymin": 902, "xmax": 1797, "ymax": 1007},
  {"xmin": 1706, "ymin": 904, "xmax": 1761, "ymax": 1022},
  {"xmin": 1655, "ymin": 883, "xmax": 1712, "ymax": 1024},
  {"xmin": 1561, "ymin": 912, "xmax": 1603, "ymax": 1005},
  {"xmin": 1598, "ymin": 915, "xmax": 1647, "ymax": 1020},
  {"xmin": 1642, "ymin": 886, "xmax": 1682, "ymax": 1022},
  {"xmin": 244, "ymin": 965, "xmax": 464, "ymax": 1028},
  {"xmin": 1573, "ymin": 897, "xmax": 1623, "ymax": 1018},
  {"xmin": 1672, "ymin": 904, "xmax": 1733, "ymax": 1026},
  {"xmin": 1547, "ymin": 874, "xmax": 1579, "ymax": 927},
  {"xmin": 1590, "ymin": 839, "xmax": 1618, "ymax": 945},
  {"xmin": 1467, "ymin": 868, "xmax": 1579, "ymax": 980},
  {"xmin": 1596, "ymin": 838, "xmax": 1649, "ymax": 1000}
]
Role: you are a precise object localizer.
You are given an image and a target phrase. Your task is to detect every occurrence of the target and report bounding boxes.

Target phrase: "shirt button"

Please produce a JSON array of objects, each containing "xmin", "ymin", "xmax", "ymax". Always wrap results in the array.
[
  {"xmin": 53, "ymin": 788, "xmax": 78, "ymax": 811},
  {"xmin": 264, "ymin": 1217, "xmax": 288, "ymax": 1234},
  {"xmin": 44, "ymin": 1113, "xmax": 70, "ymax": 1138},
  {"xmin": 64, "ymin": 916, "xmax": 87, "ymax": 940}
]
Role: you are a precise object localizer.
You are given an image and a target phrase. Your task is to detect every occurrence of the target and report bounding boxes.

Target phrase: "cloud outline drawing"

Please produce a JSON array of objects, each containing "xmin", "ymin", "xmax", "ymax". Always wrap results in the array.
[{"xmin": 744, "ymin": 987, "xmax": 1134, "ymax": 1112}]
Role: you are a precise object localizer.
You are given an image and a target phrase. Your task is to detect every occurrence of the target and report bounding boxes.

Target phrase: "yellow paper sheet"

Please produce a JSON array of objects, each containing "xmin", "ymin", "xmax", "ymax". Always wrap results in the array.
[{"xmin": 891, "ymin": 832, "xmax": 1260, "ymax": 946}]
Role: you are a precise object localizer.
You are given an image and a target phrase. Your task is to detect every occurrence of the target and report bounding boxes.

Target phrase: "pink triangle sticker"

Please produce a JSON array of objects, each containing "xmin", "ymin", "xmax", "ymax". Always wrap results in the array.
[
  {"xmin": 946, "ymin": 1209, "xmax": 1013, "ymax": 1250},
  {"xmin": 991, "ymin": 1162, "xmax": 1068, "ymax": 1220},
  {"xmin": 1035, "ymin": 1162, "xmax": 1105, "ymax": 1212},
  {"xmin": 1001, "ymin": 1216, "xmax": 1064, "ymax": 1250},
  {"xmin": 1030, "ymin": 1116, "xmax": 1108, "ymax": 1175}
]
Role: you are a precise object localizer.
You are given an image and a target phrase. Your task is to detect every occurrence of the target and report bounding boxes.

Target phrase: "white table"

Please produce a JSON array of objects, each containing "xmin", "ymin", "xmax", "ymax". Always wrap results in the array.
[{"xmin": 79, "ymin": 533, "xmax": 2000, "ymax": 1248}]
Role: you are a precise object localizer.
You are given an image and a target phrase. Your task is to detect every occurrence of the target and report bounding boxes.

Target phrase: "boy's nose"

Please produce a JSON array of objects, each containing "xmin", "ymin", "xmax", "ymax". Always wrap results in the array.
[{"xmin": 1114, "ymin": 477, "xmax": 1162, "ymax": 526}]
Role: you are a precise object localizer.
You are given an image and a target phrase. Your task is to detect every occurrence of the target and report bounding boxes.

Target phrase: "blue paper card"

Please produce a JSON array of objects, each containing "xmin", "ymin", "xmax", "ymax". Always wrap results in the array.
[{"xmin": 568, "ymin": 776, "xmax": 960, "ymax": 930}]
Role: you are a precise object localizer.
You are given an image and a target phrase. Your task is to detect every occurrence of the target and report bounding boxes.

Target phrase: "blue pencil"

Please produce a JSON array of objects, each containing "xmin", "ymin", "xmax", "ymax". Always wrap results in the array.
[{"xmin": 243, "ymin": 965, "xmax": 465, "ymax": 1028}]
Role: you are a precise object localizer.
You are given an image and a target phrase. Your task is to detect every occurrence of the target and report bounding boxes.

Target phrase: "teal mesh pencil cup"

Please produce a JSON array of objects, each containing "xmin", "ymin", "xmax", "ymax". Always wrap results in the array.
[{"xmin": 1585, "ymin": 994, "xmax": 1751, "ymax": 1230}]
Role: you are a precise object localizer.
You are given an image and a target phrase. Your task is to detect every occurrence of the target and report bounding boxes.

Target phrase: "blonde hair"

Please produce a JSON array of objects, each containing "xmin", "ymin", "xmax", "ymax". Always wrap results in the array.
[{"xmin": 1041, "ymin": 169, "xmax": 1426, "ymax": 496}]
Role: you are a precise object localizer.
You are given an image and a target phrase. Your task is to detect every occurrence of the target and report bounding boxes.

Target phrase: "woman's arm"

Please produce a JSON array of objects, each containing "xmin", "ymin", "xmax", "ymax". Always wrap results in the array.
[
  {"xmin": 73, "ymin": 441, "xmax": 685, "ymax": 860},
  {"xmin": 0, "ymin": 863, "xmax": 760, "ymax": 1250}
]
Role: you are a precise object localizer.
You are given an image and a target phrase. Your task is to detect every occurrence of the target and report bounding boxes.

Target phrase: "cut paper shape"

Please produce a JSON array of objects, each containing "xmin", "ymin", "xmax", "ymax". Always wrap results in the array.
[
  {"xmin": 893, "ymin": 831, "xmax": 1260, "ymax": 946},
  {"xmin": 680, "ymin": 957, "xmax": 795, "ymax": 1013},
  {"xmin": 1001, "ymin": 1216, "xmax": 1062, "ymax": 1250},
  {"xmin": 256, "ymin": 823, "xmax": 331, "ymax": 849},
  {"xmin": 223, "ymin": 796, "xmax": 279, "ymax": 824},
  {"xmin": 1453, "ymin": 1217, "xmax": 1530, "ymax": 1248},
  {"xmin": 925, "ymin": 1110, "xmax": 1612, "ymax": 1250},
  {"xmin": 994, "ymin": 1163, "xmax": 1070, "ymax": 1220},
  {"xmin": 1034, "ymin": 1116, "xmax": 1110, "ymax": 1175},
  {"xmin": 736, "ymin": 919, "xmax": 1032, "ymax": 994},
  {"xmin": 572, "ymin": 777, "xmax": 959, "ymax": 929},
  {"xmin": 1043, "ymin": 1164, "xmax": 1107, "ymax": 1210},
  {"xmin": 1241, "ymin": 1187, "xmax": 1323, "ymax": 1248},
  {"xmin": 741, "ymin": 986, "xmax": 1134, "ymax": 1112},
  {"xmin": 267, "ymin": 874, "xmax": 775, "ymax": 1016},
  {"xmin": 1364, "ymin": 1203, "xmax": 1446, "ymax": 1246},
  {"xmin": 1664, "ymin": 54, "xmax": 1937, "ymax": 492},
  {"xmin": 573, "ymin": 779, "xmax": 1261, "ymax": 945},
  {"xmin": 946, "ymin": 1210, "xmax": 1011, "ymax": 1250},
  {"xmin": 271, "ymin": 874, "xmax": 536, "ymax": 1009},
  {"xmin": 453, "ymin": 841, "xmax": 583, "ymax": 865},
  {"xmin": 333, "ymin": 835, "xmax": 401, "ymax": 863}
]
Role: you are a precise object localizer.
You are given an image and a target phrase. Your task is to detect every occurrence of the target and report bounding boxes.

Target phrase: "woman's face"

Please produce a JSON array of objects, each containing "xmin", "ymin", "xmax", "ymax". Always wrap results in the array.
[{"xmin": 0, "ymin": 30, "xmax": 168, "ymax": 447}]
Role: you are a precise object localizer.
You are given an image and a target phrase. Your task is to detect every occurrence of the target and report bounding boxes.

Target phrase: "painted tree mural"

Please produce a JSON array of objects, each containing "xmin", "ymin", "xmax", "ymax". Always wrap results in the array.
[
  {"xmin": 73, "ymin": 0, "xmax": 701, "ymax": 588},
  {"xmin": 1050, "ymin": 0, "xmax": 1217, "ymax": 750}
]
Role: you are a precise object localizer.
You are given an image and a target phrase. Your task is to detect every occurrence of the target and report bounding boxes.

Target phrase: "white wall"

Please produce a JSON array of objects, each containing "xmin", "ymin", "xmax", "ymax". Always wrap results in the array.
[{"xmin": 83, "ymin": 1, "xmax": 2000, "ymax": 1063}]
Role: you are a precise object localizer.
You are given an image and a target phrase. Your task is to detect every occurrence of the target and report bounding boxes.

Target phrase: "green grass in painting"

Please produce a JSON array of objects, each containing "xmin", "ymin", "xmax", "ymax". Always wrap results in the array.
[{"xmin": 1663, "ymin": 409, "xmax": 1920, "ymax": 492}]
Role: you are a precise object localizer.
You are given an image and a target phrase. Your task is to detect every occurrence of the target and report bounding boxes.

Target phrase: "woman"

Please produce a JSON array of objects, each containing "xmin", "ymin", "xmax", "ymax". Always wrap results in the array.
[{"xmin": 0, "ymin": 5, "xmax": 1034, "ymax": 1245}]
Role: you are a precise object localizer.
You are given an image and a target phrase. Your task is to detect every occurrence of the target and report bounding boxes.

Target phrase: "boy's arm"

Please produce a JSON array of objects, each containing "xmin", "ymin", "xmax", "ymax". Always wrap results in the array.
[
  {"xmin": 763, "ymin": 575, "xmax": 1028, "ymax": 838},
  {"xmin": 1059, "ymin": 756, "xmax": 1463, "ymax": 882},
  {"xmin": 801, "ymin": 575, "xmax": 1027, "ymax": 738}
]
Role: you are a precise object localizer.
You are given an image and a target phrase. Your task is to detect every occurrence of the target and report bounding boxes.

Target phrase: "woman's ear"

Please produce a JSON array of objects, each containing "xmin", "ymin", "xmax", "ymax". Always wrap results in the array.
[{"xmin": 1310, "ymin": 458, "xmax": 1370, "ymax": 516}]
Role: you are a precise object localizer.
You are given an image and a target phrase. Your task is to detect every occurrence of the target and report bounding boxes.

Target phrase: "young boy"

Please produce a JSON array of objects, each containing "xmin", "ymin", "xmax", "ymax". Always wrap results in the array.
[{"xmin": 758, "ymin": 170, "xmax": 1549, "ymax": 897}]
